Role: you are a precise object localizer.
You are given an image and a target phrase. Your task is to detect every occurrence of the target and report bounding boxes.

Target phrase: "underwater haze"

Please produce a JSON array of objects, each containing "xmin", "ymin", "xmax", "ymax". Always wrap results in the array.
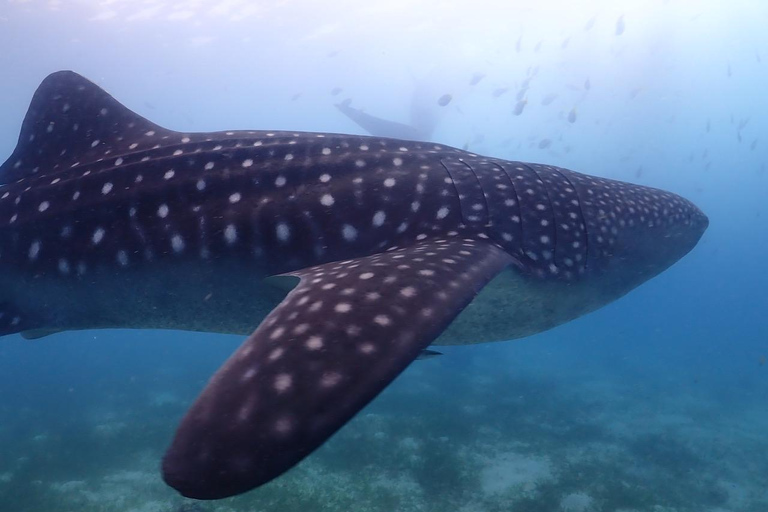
[{"xmin": 0, "ymin": 0, "xmax": 767, "ymax": 511}]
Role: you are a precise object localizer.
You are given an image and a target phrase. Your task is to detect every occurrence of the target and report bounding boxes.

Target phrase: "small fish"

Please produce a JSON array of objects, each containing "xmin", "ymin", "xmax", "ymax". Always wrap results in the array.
[
  {"xmin": 584, "ymin": 15, "xmax": 597, "ymax": 31},
  {"xmin": 516, "ymin": 87, "xmax": 528, "ymax": 102},
  {"xmin": 469, "ymin": 72, "xmax": 485, "ymax": 86},
  {"xmin": 760, "ymin": 355, "xmax": 766, "ymax": 366},
  {"xmin": 516, "ymin": 36, "xmax": 522, "ymax": 52},
  {"xmin": 635, "ymin": 166, "xmax": 643, "ymax": 178},
  {"xmin": 538, "ymin": 138, "xmax": 551, "ymax": 149},
  {"xmin": 513, "ymin": 98, "xmax": 527, "ymax": 116},
  {"xmin": 534, "ymin": 40, "xmax": 543, "ymax": 52},
  {"xmin": 541, "ymin": 93, "xmax": 558, "ymax": 106},
  {"xmin": 326, "ymin": 50, "xmax": 340, "ymax": 58},
  {"xmin": 757, "ymin": 51, "xmax": 762, "ymax": 64},
  {"xmin": 616, "ymin": 15, "xmax": 625, "ymax": 36},
  {"xmin": 330, "ymin": 87, "xmax": 343, "ymax": 96},
  {"xmin": 584, "ymin": 78, "xmax": 591, "ymax": 90},
  {"xmin": 561, "ymin": 36, "xmax": 571, "ymax": 49},
  {"xmin": 290, "ymin": 93, "xmax": 302, "ymax": 101},
  {"xmin": 492, "ymin": 87, "xmax": 509, "ymax": 98},
  {"xmin": 705, "ymin": 119, "xmax": 710, "ymax": 132},
  {"xmin": 738, "ymin": 117, "xmax": 750, "ymax": 130},
  {"xmin": 567, "ymin": 108, "xmax": 577, "ymax": 123},
  {"xmin": 629, "ymin": 87, "xmax": 642, "ymax": 100},
  {"xmin": 751, "ymin": 139, "xmax": 758, "ymax": 151},
  {"xmin": 727, "ymin": 62, "xmax": 732, "ymax": 77},
  {"xmin": 437, "ymin": 94, "xmax": 452, "ymax": 107}
]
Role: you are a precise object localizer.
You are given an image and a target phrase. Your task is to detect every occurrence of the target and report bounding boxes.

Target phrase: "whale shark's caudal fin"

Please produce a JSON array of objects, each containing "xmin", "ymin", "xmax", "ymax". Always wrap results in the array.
[
  {"xmin": 162, "ymin": 237, "xmax": 513, "ymax": 499},
  {"xmin": 0, "ymin": 70, "xmax": 173, "ymax": 185}
]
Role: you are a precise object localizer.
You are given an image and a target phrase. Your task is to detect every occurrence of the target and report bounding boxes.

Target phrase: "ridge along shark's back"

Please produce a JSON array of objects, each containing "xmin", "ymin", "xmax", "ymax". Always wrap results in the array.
[{"xmin": 0, "ymin": 71, "xmax": 708, "ymax": 500}]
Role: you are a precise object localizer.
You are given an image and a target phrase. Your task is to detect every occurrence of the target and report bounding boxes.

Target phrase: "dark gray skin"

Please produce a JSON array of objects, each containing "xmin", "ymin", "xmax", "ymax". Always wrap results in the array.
[{"xmin": 0, "ymin": 72, "xmax": 708, "ymax": 499}]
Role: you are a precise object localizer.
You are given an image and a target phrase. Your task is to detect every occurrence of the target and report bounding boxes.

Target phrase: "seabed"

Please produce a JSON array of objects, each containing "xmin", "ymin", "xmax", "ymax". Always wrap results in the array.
[{"xmin": 1, "ymin": 347, "xmax": 766, "ymax": 512}]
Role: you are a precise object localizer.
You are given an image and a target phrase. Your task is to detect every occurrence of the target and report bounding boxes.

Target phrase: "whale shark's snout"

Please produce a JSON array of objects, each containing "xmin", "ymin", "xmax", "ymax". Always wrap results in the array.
[
  {"xmin": 691, "ymin": 202, "xmax": 710, "ymax": 236},
  {"xmin": 615, "ymin": 189, "xmax": 708, "ymax": 280},
  {"xmin": 636, "ymin": 190, "xmax": 709, "ymax": 262},
  {"xmin": 688, "ymin": 201, "xmax": 709, "ymax": 247},
  {"xmin": 664, "ymin": 195, "xmax": 708, "ymax": 270}
]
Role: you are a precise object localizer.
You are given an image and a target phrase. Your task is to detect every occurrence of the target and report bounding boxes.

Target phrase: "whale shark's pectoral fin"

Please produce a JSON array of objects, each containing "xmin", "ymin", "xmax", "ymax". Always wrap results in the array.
[{"xmin": 162, "ymin": 237, "xmax": 513, "ymax": 499}]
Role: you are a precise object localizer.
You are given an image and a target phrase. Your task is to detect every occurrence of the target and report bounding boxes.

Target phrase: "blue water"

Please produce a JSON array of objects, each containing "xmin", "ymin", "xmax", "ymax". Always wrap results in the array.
[{"xmin": 1, "ymin": 2, "xmax": 767, "ymax": 511}]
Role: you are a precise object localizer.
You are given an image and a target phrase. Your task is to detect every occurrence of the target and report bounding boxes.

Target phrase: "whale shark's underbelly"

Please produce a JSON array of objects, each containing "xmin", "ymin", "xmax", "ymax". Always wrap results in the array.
[{"xmin": 5, "ymin": 255, "xmax": 620, "ymax": 347}]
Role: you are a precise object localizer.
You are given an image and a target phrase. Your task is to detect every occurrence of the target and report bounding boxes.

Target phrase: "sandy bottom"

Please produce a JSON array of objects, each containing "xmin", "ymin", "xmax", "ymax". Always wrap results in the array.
[{"xmin": 1, "ymin": 349, "xmax": 767, "ymax": 512}]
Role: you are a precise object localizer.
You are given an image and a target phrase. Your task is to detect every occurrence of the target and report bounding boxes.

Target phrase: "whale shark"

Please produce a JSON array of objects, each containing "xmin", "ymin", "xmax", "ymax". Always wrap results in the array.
[
  {"xmin": 0, "ymin": 71, "xmax": 708, "ymax": 500},
  {"xmin": 334, "ymin": 71, "xmax": 442, "ymax": 141},
  {"xmin": 335, "ymin": 99, "xmax": 435, "ymax": 141}
]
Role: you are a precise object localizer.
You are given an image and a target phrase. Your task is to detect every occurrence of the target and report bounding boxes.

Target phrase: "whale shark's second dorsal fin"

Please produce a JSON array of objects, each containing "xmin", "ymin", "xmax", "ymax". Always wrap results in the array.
[{"xmin": 0, "ymin": 71, "xmax": 173, "ymax": 185}]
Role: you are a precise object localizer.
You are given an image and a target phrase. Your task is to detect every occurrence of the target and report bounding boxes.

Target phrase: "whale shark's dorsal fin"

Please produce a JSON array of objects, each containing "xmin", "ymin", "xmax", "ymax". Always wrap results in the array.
[{"xmin": 0, "ymin": 70, "xmax": 172, "ymax": 184}]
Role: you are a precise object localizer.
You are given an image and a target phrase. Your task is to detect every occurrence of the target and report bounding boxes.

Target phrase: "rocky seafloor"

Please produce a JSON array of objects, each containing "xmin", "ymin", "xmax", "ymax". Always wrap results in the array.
[{"xmin": 1, "ymin": 342, "xmax": 766, "ymax": 512}]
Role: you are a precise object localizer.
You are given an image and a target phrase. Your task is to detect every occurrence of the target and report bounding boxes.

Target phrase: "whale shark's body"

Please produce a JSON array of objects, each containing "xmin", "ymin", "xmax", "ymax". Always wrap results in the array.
[{"xmin": 0, "ymin": 72, "xmax": 708, "ymax": 500}]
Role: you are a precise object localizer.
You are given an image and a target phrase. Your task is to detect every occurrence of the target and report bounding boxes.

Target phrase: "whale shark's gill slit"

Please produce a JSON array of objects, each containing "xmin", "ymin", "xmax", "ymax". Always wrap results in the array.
[
  {"xmin": 161, "ymin": 237, "xmax": 514, "ymax": 499},
  {"xmin": 493, "ymin": 161, "xmax": 526, "ymax": 257},
  {"xmin": 439, "ymin": 158, "xmax": 487, "ymax": 228},
  {"xmin": 523, "ymin": 163, "xmax": 558, "ymax": 269},
  {"xmin": 455, "ymin": 158, "xmax": 491, "ymax": 225},
  {"xmin": 438, "ymin": 160, "xmax": 463, "ymax": 211},
  {"xmin": 549, "ymin": 166, "xmax": 590, "ymax": 273}
]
